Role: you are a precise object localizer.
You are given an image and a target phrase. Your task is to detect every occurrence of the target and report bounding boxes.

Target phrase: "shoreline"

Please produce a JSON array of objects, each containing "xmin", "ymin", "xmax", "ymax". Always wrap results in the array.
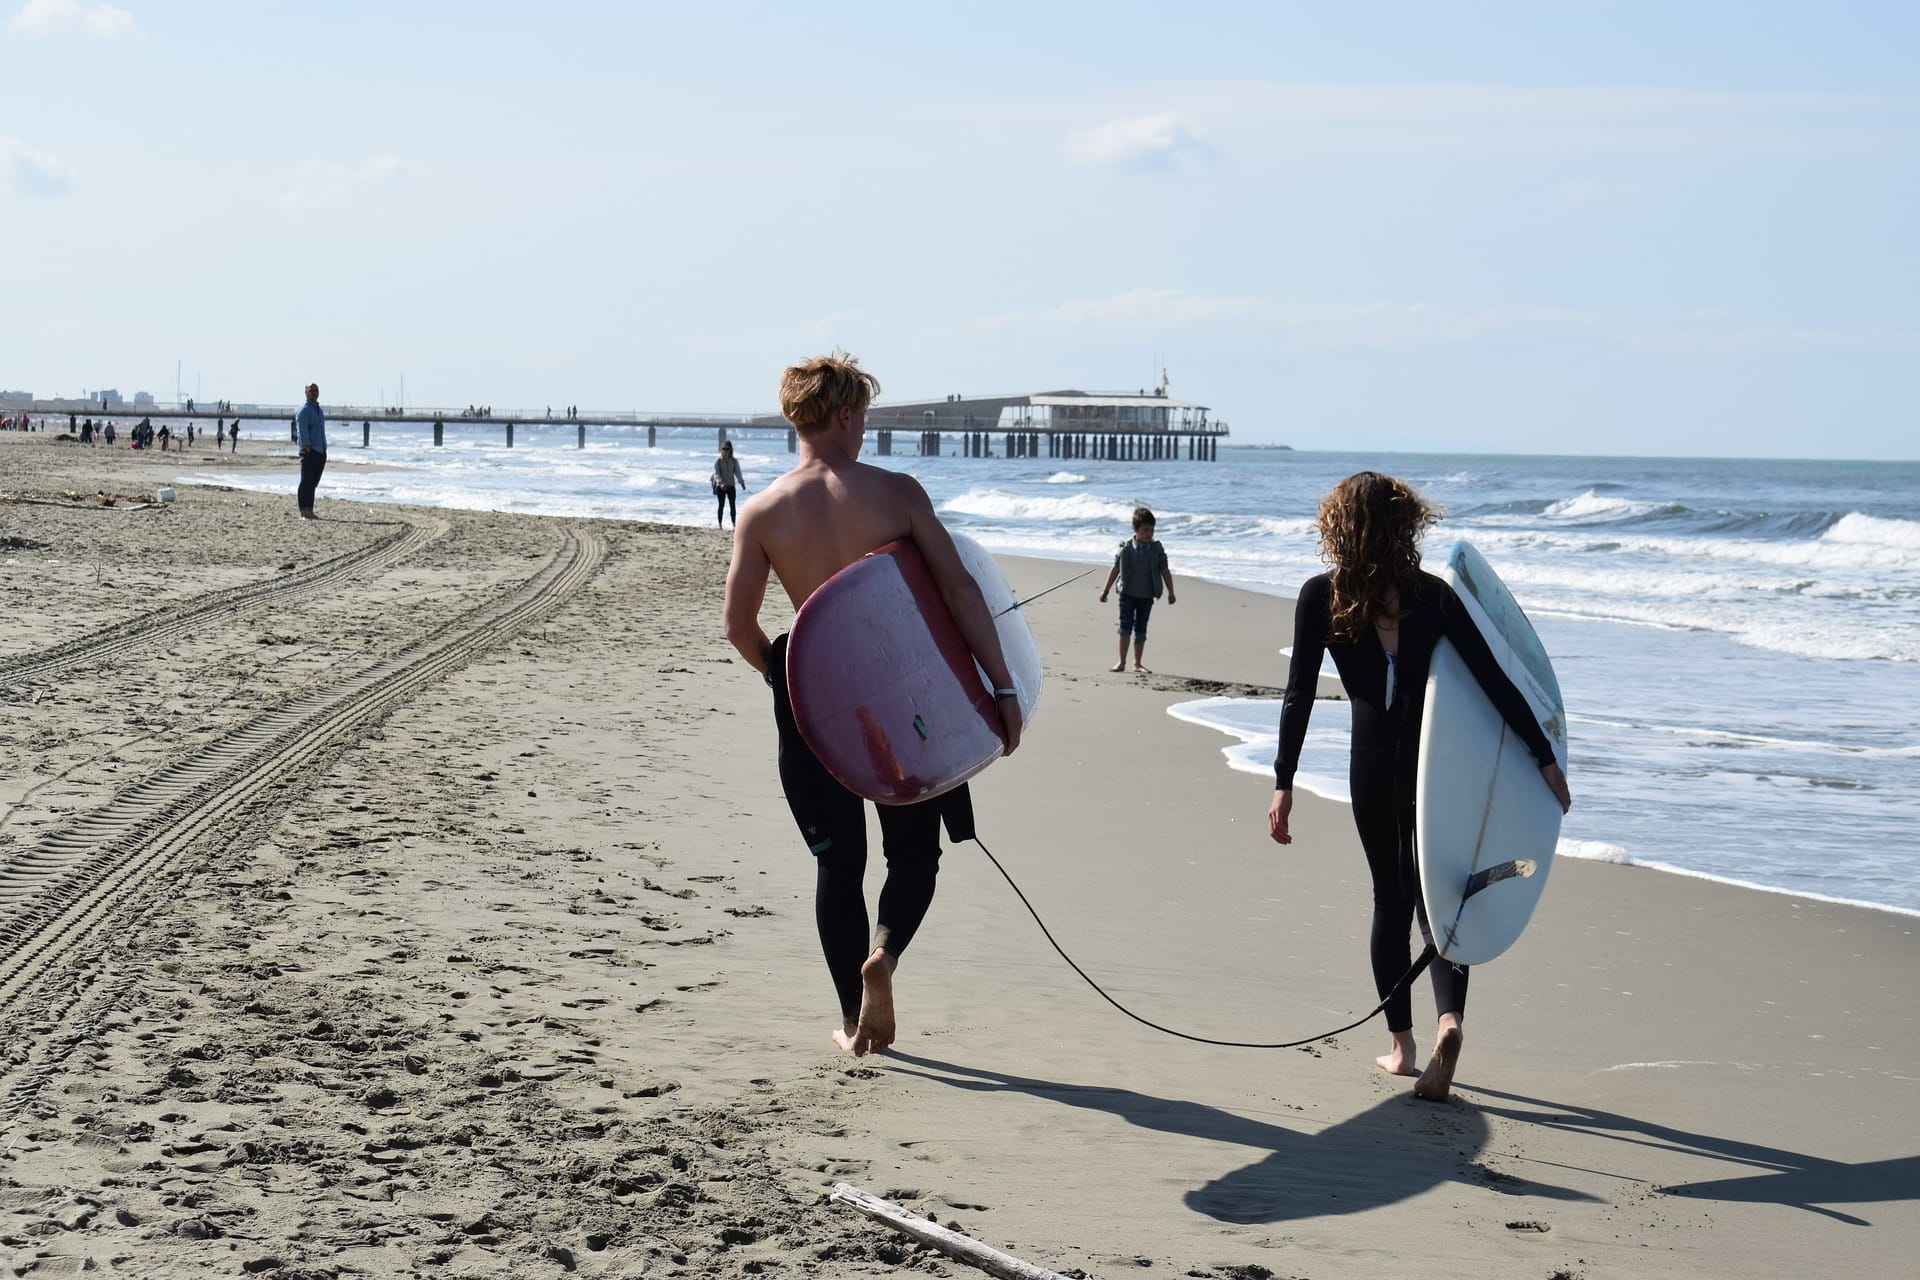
[
  {"xmin": 22, "ymin": 429, "xmax": 1912, "ymax": 921},
  {"xmin": 1000, "ymin": 550, "xmax": 1920, "ymax": 923},
  {"xmin": 5, "ymin": 431, "xmax": 1917, "ymax": 1277}
]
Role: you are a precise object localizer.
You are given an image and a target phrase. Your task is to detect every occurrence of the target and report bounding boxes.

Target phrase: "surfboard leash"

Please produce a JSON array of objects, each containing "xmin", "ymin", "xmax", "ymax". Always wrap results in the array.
[
  {"xmin": 970, "ymin": 833, "xmax": 1437, "ymax": 1050},
  {"xmin": 995, "ymin": 568, "xmax": 1099, "ymax": 618}
]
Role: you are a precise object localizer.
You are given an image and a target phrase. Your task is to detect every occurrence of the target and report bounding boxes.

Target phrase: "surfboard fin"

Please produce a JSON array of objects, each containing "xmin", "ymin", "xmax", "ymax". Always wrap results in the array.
[{"xmin": 1462, "ymin": 858, "xmax": 1536, "ymax": 901}]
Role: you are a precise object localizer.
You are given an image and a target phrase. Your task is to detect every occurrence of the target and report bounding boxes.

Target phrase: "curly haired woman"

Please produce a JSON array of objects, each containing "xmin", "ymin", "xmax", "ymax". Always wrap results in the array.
[{"xmin": 1269, "ymin": 472, "xmax": 1571, "ymax": 1100}]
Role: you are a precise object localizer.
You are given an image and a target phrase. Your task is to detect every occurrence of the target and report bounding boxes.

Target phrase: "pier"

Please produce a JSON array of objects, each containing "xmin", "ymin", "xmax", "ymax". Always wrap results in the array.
[{"xmin": 19, "ymin": 386, "xmax": 1228, "ymax": 461}]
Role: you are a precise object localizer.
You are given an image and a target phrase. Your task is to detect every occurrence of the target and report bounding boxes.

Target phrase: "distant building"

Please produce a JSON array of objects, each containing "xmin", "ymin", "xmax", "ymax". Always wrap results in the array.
[
  {"xmin": 757, "ymin": 387, "xmax": 1217, "ymax": 435},
  {"xmin": 752, "ymin": 384, "xmax": 1225, "ymax": 461},
  {"xmin": 0, "ymin": 390, "xmax": 31, "ymax": 408},
  {"xmin": 861, "ymin": 387, "xmax": 1213, "ymax": 435},
  {"xmin": 91, "ymin": 388, "xmax": 124, "ymax": 407},
  {"xmin": 133, "ymin": 391, "xmax": 156, "ymax": 407}
]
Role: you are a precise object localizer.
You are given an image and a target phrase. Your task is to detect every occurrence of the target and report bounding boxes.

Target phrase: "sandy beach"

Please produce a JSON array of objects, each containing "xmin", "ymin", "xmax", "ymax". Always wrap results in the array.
[{"xmin": 2, "ymin": 430, "xmax": 1916, "ymax": 1280}]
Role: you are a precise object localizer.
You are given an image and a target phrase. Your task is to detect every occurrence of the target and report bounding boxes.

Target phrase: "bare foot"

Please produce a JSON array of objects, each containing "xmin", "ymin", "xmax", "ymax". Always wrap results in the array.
[
  {"xmin": 1414, "ymin": 1023, "xmax": 1463, "ymax": 1101},
  {"xmin": 1132, "ymin": 664, "xmax": 1151, "ymax": 674},
  {"xmin": 832, "ymin": 948, "xmax": 897, "ymax": 1056},
  {"xmin": 1108, "ymin": 662, "xmax": 1125, "ymax": 672},
  {"xmin": 1376, "ymin": 1031, "xmax": 1419, "ymax": 1076}
]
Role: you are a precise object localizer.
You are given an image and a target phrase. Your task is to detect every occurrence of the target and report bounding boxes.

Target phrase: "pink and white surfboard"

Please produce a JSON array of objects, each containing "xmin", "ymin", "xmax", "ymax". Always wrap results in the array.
[{"xmin": 786, "ymin": 534, "xmax": 1043, "ymax": 804}]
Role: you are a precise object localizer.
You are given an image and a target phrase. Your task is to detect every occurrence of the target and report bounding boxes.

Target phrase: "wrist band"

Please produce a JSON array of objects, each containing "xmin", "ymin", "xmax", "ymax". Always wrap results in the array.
[{"xmin": 993, "ymin": 687, "xmax": 1018, "ymax": 698}]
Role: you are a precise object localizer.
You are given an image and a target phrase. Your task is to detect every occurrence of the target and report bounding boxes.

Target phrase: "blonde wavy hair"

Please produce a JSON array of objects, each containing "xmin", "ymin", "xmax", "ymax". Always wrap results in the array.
[
  {"xmin": 1316, "ymin": 471, "xmax": 1443, "ymax": 643},
  {"xmin": 779, "ymin": 351, "xmax": 881, "ymax": 435}
]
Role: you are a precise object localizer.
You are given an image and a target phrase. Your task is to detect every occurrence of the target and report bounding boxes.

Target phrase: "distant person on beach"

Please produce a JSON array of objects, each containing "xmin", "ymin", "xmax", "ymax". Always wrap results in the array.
[
  {"xmin": 230, "ymin": 421, "xmax": 241, "ymax": 453},
  {"xmin": 295, "ymin": 381, "xmax": 327, "ymax": 519},
  {"xmin": 1098, "ymin": 506, "xmax": 1175, "ymax": 673},
  {"xmin": 722, "ymin": 352, "xmax": 1023, "ymax": 1057},
  {"xmin": 711, "ymin": 440, "xmax": 747, "ymax": 527},
  {"xmin": 157, "ymin": 423, "xmax": 171, "ymax": 452},
  {"xmin": 1268, "ymin": 471, "xmax": 1571, "ymax": 1101}
]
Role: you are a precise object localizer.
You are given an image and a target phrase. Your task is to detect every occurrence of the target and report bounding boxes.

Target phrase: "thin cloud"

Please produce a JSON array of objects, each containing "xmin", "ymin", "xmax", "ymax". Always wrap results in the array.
[
  {"xmin": 951, "ymin": 289, "xmax": 1264, "ymax": 336},
  {"xmin": 0, "ymin": 136, "xmax": 77, "ymax": 195},
  {"xmin": 966, "ymin": 82, "xmax": 1918, "ymax": 158},
  {"xmin": 280, "ymin": 154, "xmax": 423, "ymax": 212},
  {"xmin": 1065, "ymin": 113, "xmax": 1213, "ymax": 170},
  {"xmin": 937, "ymin": 289, "xmax": 1599, "ymax": 348},
  {"xmin": 800, "ymin": 309, "xmax": 866, "ymax": 344},
  {"xmin": 1629, "ymin": 326, "xmax": 1920, "ymax": 356},
  {"xmin": 953, "ymin": 290, "xmax": 1919, "ymax": 355},
  {"xmin": 1560, "ymin": 177, "xmax": 1640, "ymax": 206},
  {"xmin": 8, "ymin": 0, "xmax": 142, "ymax": 42}
]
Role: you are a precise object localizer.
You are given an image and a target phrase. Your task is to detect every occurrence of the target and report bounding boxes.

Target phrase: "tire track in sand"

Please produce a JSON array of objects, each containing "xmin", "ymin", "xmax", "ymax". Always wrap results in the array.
[
  {"xmin": 0, "ymin": 526, "xmax": 604, "ymax": 1123},
  {"xmin": 0, "ymin": 513, "xmax": 447, "ymax": 687}
]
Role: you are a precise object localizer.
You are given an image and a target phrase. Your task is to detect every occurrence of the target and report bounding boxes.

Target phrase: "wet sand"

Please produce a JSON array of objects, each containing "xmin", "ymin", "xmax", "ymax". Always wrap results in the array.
[{"xmin": 2, "ymin": 430, "xmax": 1915, "ymax": 1278}]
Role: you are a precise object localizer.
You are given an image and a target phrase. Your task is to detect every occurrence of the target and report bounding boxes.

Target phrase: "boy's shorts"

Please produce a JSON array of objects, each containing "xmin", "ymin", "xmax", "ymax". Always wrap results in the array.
[{"xmin": 1118, "ymin": 594, "xmax": 1153, "ymax": 640}]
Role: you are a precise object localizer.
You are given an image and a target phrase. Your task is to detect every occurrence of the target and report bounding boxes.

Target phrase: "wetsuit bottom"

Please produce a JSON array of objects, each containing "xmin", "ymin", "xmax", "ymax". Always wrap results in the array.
[
  {"xmin": 769, "ymin": 633, "xmax": 945, "ymax": 1024},
  {"xmin": 1349, "ymin": 747, "xmax": 1466, "ymax": 1032}
]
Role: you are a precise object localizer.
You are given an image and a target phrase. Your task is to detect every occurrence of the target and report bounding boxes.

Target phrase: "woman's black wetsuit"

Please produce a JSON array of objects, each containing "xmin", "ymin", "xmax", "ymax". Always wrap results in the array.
[{"xmin": 1275, "ymin": 572, "xmax": 1556, "ymax": 1032}]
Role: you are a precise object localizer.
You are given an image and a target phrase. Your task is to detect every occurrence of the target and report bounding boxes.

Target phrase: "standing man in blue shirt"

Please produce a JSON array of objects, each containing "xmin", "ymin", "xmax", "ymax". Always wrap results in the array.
[{"xmin": 295, "ymin": 381, "xmax": 328, "ymax": 519}]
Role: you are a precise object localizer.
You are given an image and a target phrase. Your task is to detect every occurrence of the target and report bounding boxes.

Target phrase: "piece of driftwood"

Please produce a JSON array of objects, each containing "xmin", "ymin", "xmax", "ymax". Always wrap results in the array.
[
  {"xmin": 1, "ymin": 496, "xmax": 161, "ymax": 511},
  {"xmin": 830, "ymin": 1182, "xmax": 1080, "ymax": 1280}
]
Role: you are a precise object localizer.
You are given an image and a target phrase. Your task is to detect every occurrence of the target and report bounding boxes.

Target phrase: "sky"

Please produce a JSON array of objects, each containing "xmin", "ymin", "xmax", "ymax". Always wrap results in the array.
[{"xmin": 2, "ymin": 1, "xmax": 1917, "ymax": 458}]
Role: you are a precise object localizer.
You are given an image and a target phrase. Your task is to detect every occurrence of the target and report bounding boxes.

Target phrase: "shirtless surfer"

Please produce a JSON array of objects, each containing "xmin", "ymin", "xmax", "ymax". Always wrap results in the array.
[{"xmin": 723, "ymin": 353, "xmax": 1023, "ymax": 1055}]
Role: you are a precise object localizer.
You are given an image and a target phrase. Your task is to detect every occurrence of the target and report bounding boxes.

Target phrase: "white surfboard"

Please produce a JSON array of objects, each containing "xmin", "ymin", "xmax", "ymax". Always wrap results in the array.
[
  {"xmin": 953, "ymin": 533, "xmax": 1046, "ymax": 721},
  {"xmin": 1415, "ymin": 540, "xmax": 1567, "ymax": 965}
]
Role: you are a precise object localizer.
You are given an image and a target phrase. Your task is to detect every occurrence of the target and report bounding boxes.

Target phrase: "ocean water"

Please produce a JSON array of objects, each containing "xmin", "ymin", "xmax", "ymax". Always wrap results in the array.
[{"xmin": 193, "ymin": 426, "xmax": 1920, "ymax": 915}]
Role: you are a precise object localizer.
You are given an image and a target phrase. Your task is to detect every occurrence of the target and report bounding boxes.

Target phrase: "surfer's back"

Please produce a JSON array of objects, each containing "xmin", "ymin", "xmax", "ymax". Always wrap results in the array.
[
  {"xmin": 747, "ymin": 455, "xmax": 924, "ymax": 609},
  {"xmin": 723, "ymin": 352, "xmax": 1016, "ymax": 738}
]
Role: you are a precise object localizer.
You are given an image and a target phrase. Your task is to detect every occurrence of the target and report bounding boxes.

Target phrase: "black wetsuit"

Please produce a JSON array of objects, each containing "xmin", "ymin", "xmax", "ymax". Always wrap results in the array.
[
  {"xmin": 767, "ymin": 633, "xmax": 973, "ymax": 1024},
  {"xmin": 1275, "ymin": 572, "xmax": 1556, "ymax": 1032}
]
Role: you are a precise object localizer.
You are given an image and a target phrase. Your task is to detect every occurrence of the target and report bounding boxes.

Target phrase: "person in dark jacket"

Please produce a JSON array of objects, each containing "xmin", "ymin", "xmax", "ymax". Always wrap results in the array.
[{"xmin": 295, "ymin": 382, "xmax": 327, "ymax": 518}]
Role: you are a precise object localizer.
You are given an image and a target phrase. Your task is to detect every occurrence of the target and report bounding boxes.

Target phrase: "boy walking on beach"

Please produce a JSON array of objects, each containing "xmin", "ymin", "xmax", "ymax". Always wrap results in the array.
[
  {"xmin": 1099, "ymin": 506, "xmax": 1176, "ymax": 672},
  {"xmin": 722, "ymin": 353, "xmax": 1023, "ymax": 1056}
]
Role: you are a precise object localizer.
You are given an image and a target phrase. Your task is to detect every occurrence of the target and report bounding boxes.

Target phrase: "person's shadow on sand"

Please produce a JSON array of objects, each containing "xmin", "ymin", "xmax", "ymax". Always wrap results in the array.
[
  {"xmin": 884, "ymin": 1051, "xmax": 1597, "ymax": 1224},
  {"xmin": 1470, "ymin": 1085, "xmax": 1920, "ymax": 1227}
]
